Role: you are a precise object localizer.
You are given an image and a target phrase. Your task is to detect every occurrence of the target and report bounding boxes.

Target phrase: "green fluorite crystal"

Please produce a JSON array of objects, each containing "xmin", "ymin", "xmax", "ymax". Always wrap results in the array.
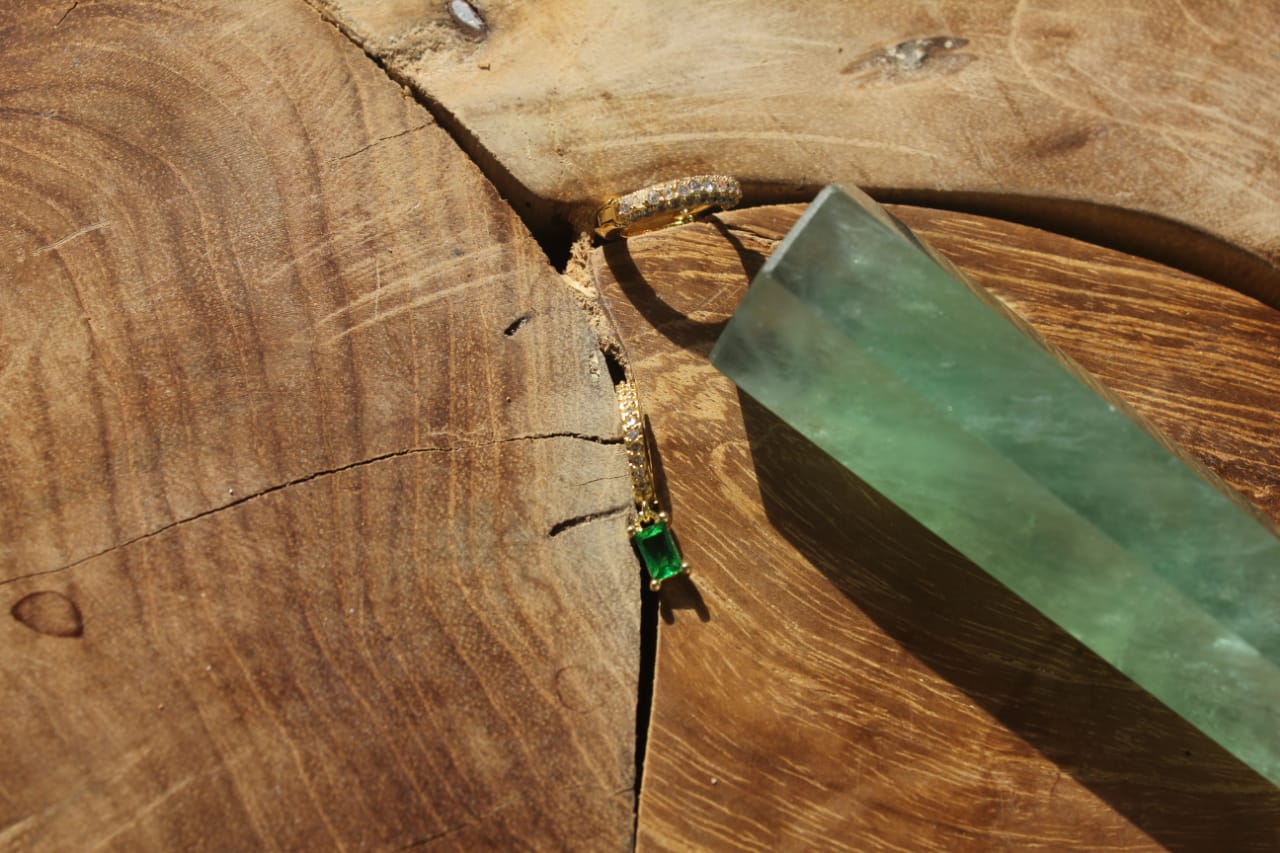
[{"xmin": 710, "ymin": 185, "xmax": 1280, "ymax": 785}]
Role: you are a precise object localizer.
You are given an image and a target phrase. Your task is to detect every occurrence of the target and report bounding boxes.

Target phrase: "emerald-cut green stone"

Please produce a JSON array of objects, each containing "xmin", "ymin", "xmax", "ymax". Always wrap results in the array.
[
  {"xmin": 710, "ymin": 185, "xmax": 1280, "ymax": 786},
  {"xmin": 634, "ymin": 521, "xmax": 684, "ymax": 584}
]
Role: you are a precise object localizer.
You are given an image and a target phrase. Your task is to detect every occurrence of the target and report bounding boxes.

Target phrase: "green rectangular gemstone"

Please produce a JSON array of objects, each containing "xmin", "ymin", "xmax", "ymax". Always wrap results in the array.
[
  {"xmin": 710, "ymin": 185, "xmax": 1280, "ymax": 785},
  {"xmin": 634, "ymin": 521, "xmax": 684, "ymax": 584}
]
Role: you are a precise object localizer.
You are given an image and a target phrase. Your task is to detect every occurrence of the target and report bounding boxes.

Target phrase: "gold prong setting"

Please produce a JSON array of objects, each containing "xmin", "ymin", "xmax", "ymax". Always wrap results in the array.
[
  {"xmin": 618, "ymin": 381, "xmax": 657, "ymax": 520},
  {"xmin": 617, "ymin": 380, "xmax": 687, "ymax": 590}
]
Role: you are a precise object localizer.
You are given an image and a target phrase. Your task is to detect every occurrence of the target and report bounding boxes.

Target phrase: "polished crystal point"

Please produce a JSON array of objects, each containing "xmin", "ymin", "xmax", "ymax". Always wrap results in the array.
[{"xmin": 710, "ymin": 185, "xmax": 1280, "ymax": 785}]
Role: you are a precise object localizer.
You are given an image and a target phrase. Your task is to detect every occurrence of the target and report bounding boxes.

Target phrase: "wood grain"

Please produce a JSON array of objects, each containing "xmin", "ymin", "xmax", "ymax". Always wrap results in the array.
[
  {"xmin": 0, "ymin": 1, "xmax": 636, "ymax": 849},
  {"xmin": 593, "ymin": 204, "xmax": 1280, "ymax": 850},
  {"xmin": 307, "ymin": 0, "xmax": 1280, "ymax": 298}
]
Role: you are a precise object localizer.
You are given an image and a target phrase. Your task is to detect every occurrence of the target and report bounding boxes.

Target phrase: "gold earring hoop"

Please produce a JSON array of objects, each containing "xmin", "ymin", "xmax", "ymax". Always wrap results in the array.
[{"xmin": 596, "ymin": 175, "xmax": 741, "ymax": 240}]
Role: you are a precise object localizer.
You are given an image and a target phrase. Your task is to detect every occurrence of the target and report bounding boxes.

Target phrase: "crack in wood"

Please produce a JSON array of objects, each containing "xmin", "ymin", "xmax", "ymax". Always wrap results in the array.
[
  {"xmin": 546, "ymin": 503, "xmax": 631, "ymax": 538},
  {"xmin": 331, "ymin": 123, "xmax": 430, "ymax": 162},
  {"xmin": 300, "ymin": 0, "xmax": 572, "ymax": 270},
  {"xmin": 54, "ymin": 0, "xmax": 78, "ymax": 27},
  {"xmin": 0, "ymin": 431, "xmax": 620, "ymax": 588},
  {"xmin": 502, "ymin": 311, "xmax": 532, "ymax": 337}
]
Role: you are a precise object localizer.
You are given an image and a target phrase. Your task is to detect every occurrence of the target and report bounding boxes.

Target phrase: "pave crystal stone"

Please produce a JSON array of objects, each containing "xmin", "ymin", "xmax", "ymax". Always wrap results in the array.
[
  {"xmin": 710, "ymin": 184, "xmax": 1280, "ymax": 785},
  {"xmin": 633, "ymin": 521, "xmax": 684, "ymax": 584}
]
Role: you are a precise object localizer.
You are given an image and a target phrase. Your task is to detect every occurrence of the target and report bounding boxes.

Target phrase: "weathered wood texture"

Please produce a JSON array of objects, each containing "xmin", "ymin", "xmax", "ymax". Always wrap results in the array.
[
  {"xmin": 593, "ymin": 204, "xmax": 1280, "ymax": 850},
  {"xmin": 309, "ymin": 0, "xmax": 1280, "ymax": 298},
  {"xmin": 0, "ymin": 1, "xmax": 636, "ymax": 849}
]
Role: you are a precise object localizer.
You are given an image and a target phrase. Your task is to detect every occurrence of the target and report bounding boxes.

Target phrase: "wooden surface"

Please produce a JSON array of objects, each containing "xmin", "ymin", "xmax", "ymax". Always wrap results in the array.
[
  {"xmin": 593, "ymin": 204, "xmax": 1280, "ymax": 851},
  {"xmin": 4, "ymin": 0, "xmax": 1280, "ymax": 850},
  {"xmin": 0, "ymin": 1, "xmax": 637, "ymax": 850},
  {"xmin": 309, "ymin": 0, "xmax": 1280, "ymax": 301}
]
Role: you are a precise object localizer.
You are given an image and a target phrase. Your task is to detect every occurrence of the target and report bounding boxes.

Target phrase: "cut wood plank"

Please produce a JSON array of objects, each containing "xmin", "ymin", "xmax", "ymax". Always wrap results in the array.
[
  {"xmin": 308, "ymin": 0, "xmax": 1280, "ymax": 299},
  {"xmin": 0, "ymin": 1, "xmax": 636, "ymax": 849},
  {"xmin": 593, "ymin": 204, "xmax": 1280, "ymax": 850}
]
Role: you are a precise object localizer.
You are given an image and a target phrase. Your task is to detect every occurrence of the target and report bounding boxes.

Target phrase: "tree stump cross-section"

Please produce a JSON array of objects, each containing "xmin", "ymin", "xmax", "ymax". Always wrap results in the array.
[{"xmin": 0, "ymin": 1, "xmax": 638, "ymax": 850}]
